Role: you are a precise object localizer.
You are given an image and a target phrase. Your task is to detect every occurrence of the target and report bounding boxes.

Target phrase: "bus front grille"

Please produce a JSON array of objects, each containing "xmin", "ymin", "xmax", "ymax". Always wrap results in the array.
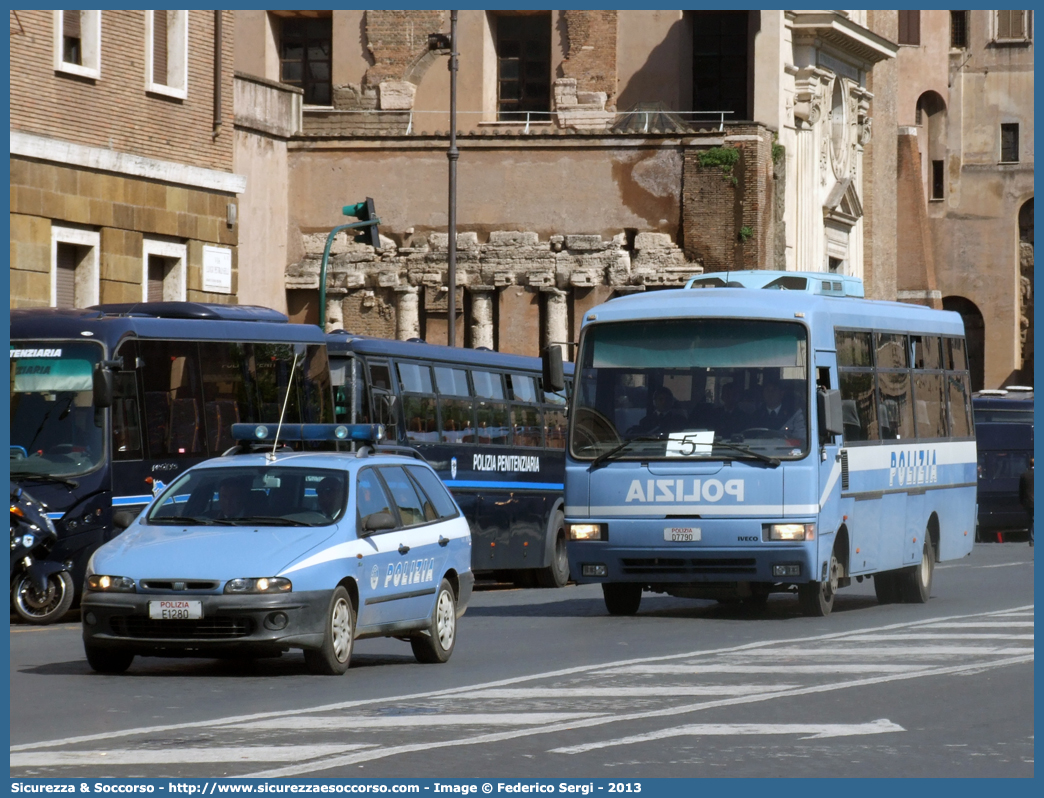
[
  {"xmin": 110, "ymin": 616, "xmax": 254, "ymax": 639},
  {"xmin": 620, "ymin": 557, "xmax": 758, "ymax": 576}
]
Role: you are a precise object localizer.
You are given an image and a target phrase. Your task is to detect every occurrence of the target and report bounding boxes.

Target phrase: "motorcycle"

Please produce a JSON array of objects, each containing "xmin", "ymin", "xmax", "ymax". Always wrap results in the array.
[{"xmin": 11, "ymin": 482, "xmax": 74, "ymax": 624}]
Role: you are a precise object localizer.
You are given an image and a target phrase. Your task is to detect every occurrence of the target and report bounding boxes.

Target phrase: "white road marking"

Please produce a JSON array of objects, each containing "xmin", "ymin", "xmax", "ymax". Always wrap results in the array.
[
  {"xmin": 11, "ymin": 604, "xmax": 1032, "ymax": 756},
  {"xmin": 549, "ymin": 719, "xmax": 906, "ymax": 754},
  {"xmin": 605, "ymin": 664, "xmax": 926, "ymax": 675},
  {"xmin": 980, "ymin": 562, "xmax": 1033, "ymax": 569},
  {"xmin": 733, "ymin": 646, "xmax": 1031, "ymax": 657},
  {"xmin": 242, "ymin": 654, "xmax": 1033, "ymax": 777},
  {"xmin": 842, "ymin": 633, "xmax": 1033, "ymax": 642},
  {"xmin": 11, "ymin": 744, "xmax": 375, "ymax": 767},
  {"xmin": 919, "ymin": 622, "xmax": 1034, "ymax": 628},
  {"xmin": 451, "ymin": 686, "xmax": 799, "ymax": 699},
  {"xmin": 224, "ymin": 713, "xmax": 605, "ymax": 731}
]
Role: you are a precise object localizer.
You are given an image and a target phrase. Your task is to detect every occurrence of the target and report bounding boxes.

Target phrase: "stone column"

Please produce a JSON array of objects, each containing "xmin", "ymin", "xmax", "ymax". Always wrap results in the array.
[
  {"xmin": 793, "ymin": 67, "xmax": 829, "ymax": 273},
  {"xmin": 544, "ymin": 288, "xmax": 570, "ymax": 360},
  {"xmin": 469, "ymin": 286, "xmax": 495, "ymax": 349},
  {"xmin": 395, "ymin": 285, "xmax": 420, "ymax": 341}
]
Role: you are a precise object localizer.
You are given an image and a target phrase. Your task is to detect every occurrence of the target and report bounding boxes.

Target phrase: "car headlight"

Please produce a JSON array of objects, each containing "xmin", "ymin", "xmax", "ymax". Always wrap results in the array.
[
  {"xmin": 568, "ymin": 523, "xmax": 607, "ymax": 541},
  {"xmin": 764, "ymin": 523, "xmax": 815, "ymax": 541},
  {"xmin": 224, "ymin": 577, "xmax": 292, "ymax": 594},
  {"xmin": 85, "ymin": 575, "xmax": 137, "ymax": 592}
]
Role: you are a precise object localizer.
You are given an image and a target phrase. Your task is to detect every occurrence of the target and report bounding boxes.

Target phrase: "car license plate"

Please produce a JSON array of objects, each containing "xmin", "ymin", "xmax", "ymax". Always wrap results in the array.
[
  {"xmin": 148, "ymin": 600, "xmax": 202, "ymax": 620},
  {"xmin": 664, "ymin": 527, "xmax": 700, "ymax": 542}
]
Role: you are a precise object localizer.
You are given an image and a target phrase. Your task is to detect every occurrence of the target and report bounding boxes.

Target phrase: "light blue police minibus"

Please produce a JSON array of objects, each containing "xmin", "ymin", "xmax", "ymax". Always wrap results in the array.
[{"xmin": 561, "ymin": 272, "xmax": 976, "ymax": 617}]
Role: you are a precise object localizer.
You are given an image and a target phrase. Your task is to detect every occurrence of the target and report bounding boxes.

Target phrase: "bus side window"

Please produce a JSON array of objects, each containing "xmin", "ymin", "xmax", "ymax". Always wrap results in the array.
[
  {"xmin": 838, "ymin": 370, "xmax": 878, "ymax": 443},
  {"xmin": 138, "ymin": 341, "xmax": 205, "ymax": 458},
  {"xmin": 111, "ymin": 371, "xmax": 143, "ymax": 460},
  {"xmin": 472, "ymin": 370, "xmax": 510, "ymax": 445},
  {"xmin": 199, "ymin": 342, "xmax": 249, "ymax": 455},
  {"xmin": 368, "ymin": 362, "xmax": 399, "ymax": 442},
  {"xmin": 543, "ymin": 405, "xmax": 567, "ymax": 449},
  {"xmin": 912, "ymin": 372, "xmax": 948, "ymax": 439},
  {"xmin": 947, "ymin": 372, "xmax": 973, "ymax": 437},
  {"xmin": 434, "ymin": 366, "xmax": 473, "ymax": 444},
  {"xmin": 398, "ymin": 362, "xmax": 438, "ymax": 443},
  {"xmin": 877, "ymin": 370, "xmax": 915, "ymax": 441}
]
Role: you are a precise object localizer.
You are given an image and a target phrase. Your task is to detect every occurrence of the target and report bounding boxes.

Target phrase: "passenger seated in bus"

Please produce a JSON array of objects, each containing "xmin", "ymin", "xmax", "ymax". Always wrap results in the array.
[
  {"xmin": 316, "ymin": 476, "xmax": 344, "ymax": 519},
  {"xmin": 629, "ymin": 387, "xmax": 687, "ymax": 435},
  {"xmin": 702, "ymin": 381, "xmax": 751, "ymax": 437}
]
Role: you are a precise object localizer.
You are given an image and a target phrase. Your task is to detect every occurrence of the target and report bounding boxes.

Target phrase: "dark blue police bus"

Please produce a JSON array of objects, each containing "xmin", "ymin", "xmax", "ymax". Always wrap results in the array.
[
  {"xmin": 10, "ymin": 303, "xmax": 334, "ymax": 599},
  {"xmin": 973, "ymin": 386, "xmax": 1034, "ymax": 541},
  {"xmin": 326, "ymin": 332, "xmax": 574, "ymax": 587}
]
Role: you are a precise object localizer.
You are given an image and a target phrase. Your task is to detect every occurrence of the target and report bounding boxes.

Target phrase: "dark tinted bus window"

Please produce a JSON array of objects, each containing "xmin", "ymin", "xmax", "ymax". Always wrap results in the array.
[
  {"xmin": 472, "ymin": 370, "xmax": 505, "ymax": 400},
  {"xmin": 544, "ymin": 406, "xmax": 567, "ymax": 449},
  {"xmin": 948, "ymin": 337, "xmax": 968, "ymax": 371},
  {"xmin": 510, "ymin": 374, "xmax": 539, "ymax": 403},
  {"xmin": 379, "ymin": 465, "xmax": 429, "ymax": 527},
  {"xmin": 836, "ymin": 330, "xmax": 874, "ymax": 368},
  {"xmin": 434, "ymin": 366, "xmax": 470, "ymax": 396},
  {"xmin": 947, "ymin": 373, "xmax": 973, "ymax": 437},
  {"xmin": 911, "ymin": 335, "xmax": 943, "ymax": 370},
  {"xmin": 369, "ymin": 363, "xmax": 393, "ymax": 391},
  {"xmin": 398, "ymin": 363, "xmax": 433, "ymax": 394},
  {"xmin": 403, "ymin": 395, "xmax": 439, "ymax": 442},
  {"xmin": 112, "ymin": 371, "xmax": 143, "ymax": 460},
  {"xmin": 356, "ymin": 467, "xmax": 395, "ymax": 531},
  {"xmin": 199, "ymin": 342, "xmax": 250, "ymax": 454},
  {"xmin": 512, "ymin": 405, "xmax": 543, "ymax": 447},
  {"xmin": 913, "ymin": 372, "xmax": 948, "ymax": 438},
  {"xmin": 139, "ymin": 341, "xmax": 205, "ymax": 457},
  {"xmin": 406, "ymin": 465, "xmax": 459, "ymax": 520},
  {"xmin": 875, "ymin": 333, "xmax": 909, "ymax": 369},
  {"xmin": 476, "ymin": 400, "xmax": 511, "ymax": 445},
  {"xmin": 877, "ymin": 370, "xmax": 915, "ymax": 441},
  {"xmin": 333, "ymin": 358, "xmax": 371, "ymax": 424},
  {"xmin": 839, "ymin": 371, "xmax": 879, "ymax": 442},
  {"xmin": 439, "ymin": 397, "xmax": 474, "ymax": 444}
]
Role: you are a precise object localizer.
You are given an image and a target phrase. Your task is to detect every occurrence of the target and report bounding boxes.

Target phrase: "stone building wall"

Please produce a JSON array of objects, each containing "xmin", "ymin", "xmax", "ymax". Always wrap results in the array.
[{"xmin": 560, "ymin": 10, "xmax": 618, "ymax": 109}]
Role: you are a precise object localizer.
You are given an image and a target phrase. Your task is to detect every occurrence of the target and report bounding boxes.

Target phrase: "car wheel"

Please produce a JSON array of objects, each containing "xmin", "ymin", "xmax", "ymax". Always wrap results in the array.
[
  {"xmin": 602, "ymin": 583, "xmax": 642, "ymax": 616},
  {"xmin": 535, "ymin": 511, "xmax": 570, "ymax": 588},
  {"xmin": 798, "ymin": 550, "xmax": 839, "ymax": 617},
  {"xmin": 304, "ymin": 587, "xmax": 354, "ymax": 675},
  {"xmin": 411, "ymin": 578, "xmax": 457, "ymax": 664},
  {"xmin": 85, "ymin": 645, "xmax": 134, "ymax": 674},
  {"xmin": 899, "ymin": 538, "xmax": 934, "ymax": 604}
]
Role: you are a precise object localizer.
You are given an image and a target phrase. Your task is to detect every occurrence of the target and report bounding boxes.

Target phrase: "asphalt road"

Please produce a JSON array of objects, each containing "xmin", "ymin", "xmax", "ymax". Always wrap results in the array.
[{"xmin": 9, "ymin": 542, "xmax": 1034, "ymax": 778}]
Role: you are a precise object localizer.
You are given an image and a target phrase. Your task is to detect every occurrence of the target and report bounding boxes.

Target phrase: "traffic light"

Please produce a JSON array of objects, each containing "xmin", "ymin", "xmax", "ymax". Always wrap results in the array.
[{"xmin": 343, "ymin": 197, "xmax": 380, "ymax": 248}]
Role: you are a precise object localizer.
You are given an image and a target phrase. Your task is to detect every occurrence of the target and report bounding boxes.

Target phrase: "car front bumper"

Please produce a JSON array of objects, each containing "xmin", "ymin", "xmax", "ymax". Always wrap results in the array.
[{"xmin": 81, "ymin": 590, "xmax": 331, "ymax": 657}]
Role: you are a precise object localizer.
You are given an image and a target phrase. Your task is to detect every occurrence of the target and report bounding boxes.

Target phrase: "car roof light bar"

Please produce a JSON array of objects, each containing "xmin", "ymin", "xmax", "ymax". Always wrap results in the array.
[{"xmin": 231, "ymin": 423, "xmax": 386, "ymax": 444}]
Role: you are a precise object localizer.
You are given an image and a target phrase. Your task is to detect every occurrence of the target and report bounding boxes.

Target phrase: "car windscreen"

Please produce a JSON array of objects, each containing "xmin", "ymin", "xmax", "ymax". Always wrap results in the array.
[{"xmin": 147, "ymin": 465, "xmax": 348, "ymax": 527}]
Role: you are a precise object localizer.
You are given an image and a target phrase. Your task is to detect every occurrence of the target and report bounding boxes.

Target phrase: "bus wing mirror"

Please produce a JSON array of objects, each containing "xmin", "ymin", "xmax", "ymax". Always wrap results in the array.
[
  {"xmin": 93, "ymin": 364, "xmax": 114, "ymax": 409},
  {"xmin": 818, "ymin": 388, "xmax": 843, "ymax": 438},
  {"xmin": 542, "ymin": 345, "xmax": 565, "ymax": 393}
]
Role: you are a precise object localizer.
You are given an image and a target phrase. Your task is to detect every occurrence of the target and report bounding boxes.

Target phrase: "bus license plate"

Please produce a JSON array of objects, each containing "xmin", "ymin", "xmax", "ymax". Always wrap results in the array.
[
  {"xmin": 148, "ymin": 600, "xmax": 202, "ymax": 620},
  {"xmin": 664, "ymin": 527, "xmax": 700, "ymax": 542}
]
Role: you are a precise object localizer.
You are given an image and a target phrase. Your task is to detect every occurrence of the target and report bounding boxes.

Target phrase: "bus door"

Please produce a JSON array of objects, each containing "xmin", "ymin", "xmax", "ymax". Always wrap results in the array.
[
  {"xmin": 815, "ymin": 351, "xmax": 852, "ymax": 569},
  {"xmin": 367, "ymin": 360, "xmax": 401, "ymax": 443}
]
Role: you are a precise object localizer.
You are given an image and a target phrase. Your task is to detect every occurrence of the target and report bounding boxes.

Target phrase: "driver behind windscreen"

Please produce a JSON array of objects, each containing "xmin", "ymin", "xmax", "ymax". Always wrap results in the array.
[{"xmin": 629, "ymin": 386, "xmax": 687, "ymax": 435}]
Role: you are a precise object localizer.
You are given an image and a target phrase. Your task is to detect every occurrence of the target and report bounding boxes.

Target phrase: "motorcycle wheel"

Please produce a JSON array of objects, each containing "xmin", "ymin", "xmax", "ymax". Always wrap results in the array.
[{"xmin": 13, "ymin": 571, "xmax": 75, "ymax": 624}]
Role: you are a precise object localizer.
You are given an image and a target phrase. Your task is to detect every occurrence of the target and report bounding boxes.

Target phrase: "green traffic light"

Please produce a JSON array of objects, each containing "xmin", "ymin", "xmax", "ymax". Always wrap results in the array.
[{"xmin": 342, "ymin": 202, "xmax": 367, "ymax": 217}]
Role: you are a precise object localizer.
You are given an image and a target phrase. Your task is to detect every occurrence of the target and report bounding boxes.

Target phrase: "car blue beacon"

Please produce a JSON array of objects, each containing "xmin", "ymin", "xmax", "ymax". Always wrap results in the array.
[{"xmin": 81, "ymin": 424, "xmax": 474, "ymax": 675}]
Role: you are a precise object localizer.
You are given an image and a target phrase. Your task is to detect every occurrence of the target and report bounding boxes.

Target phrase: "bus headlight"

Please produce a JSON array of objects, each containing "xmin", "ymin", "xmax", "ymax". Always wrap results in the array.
[
  {"xmin": 764, "ymin": 523, "xmax": 815, "ymax": 541},
  {"xmin": 568, "ymin": 523, "xmax": 607, "ymax": 541}
]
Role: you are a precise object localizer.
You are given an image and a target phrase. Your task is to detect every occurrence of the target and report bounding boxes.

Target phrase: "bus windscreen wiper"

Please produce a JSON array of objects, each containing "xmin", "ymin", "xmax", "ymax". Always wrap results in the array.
[
  {"xmin": 590, "ymin": 436, "xmax": 665, "ymax": 470},
  {"xmin": 15, "ymin": 474, "xmax": 80, "ymax": 490},
  {"xmin": 710, "ymin": 440, "xmax": 781, "ymax": 467}
]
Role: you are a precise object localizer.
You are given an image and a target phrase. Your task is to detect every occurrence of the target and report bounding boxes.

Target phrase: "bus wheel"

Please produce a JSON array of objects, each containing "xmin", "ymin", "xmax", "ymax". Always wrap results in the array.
[
  {"xmin": 536, "ymin": 512, "xmax": 570, "ymax": 588},
  {"xmin": 873, "ymin": 572, "xmax": 901, "ymax": 604},
  {"xmin": 798, "ymin": 552, "xmax": 839, "ymax": 617},
  {"xmin": 603, "ymin": 583, "xmax": 642, "ymax": 616},
  {"xmin": 899, "ymin": 539, "xmax": 934, "ymax": 604}
]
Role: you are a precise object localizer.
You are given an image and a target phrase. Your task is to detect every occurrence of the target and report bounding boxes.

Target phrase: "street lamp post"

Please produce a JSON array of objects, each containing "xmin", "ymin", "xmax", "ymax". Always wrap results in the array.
[{"xmin": 446, "ymin": 10, "xmax": 459, "ymax": 347}]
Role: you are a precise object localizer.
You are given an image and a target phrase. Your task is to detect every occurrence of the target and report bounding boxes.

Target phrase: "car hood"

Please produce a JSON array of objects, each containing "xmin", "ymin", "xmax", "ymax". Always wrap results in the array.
[{"xmin": 92, "ymin": 522, "xmax": 339, "ymax": 581}]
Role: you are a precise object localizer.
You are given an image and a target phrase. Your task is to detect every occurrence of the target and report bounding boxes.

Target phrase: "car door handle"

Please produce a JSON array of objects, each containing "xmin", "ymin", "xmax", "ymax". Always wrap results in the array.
[
  {"xmin": 398, "ymin": 544, "xmax": 410, "ymax": 555},
  {"xmin": 438, "ymin": 535, "xmax": 449, "ymax": 547}
]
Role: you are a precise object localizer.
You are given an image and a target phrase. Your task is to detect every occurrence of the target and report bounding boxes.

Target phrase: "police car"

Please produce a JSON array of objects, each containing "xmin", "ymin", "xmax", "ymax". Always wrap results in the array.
[{"xmin": 81, "ymin": 424, "xmax": 473, "ymax": 675}]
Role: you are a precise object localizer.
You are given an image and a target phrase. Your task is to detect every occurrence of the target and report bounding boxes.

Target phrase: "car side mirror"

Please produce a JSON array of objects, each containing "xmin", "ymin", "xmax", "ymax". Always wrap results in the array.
[
  {"xmin": 112, "ymin": 510, "xmax": 138, "ymax": 531},
  {"xmin": 361, "ymin": 511, "xmax": 396, "ymax": 534},
  {"xmin": 818, "ymin": 388, "xmax": 844, "ymax": 439}
]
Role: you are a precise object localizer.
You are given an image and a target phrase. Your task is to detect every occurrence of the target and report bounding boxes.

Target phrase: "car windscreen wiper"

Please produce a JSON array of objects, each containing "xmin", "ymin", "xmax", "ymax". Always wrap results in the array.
[
  {"xmin": 14, "ymin": 474, "xmax": 80, "ymax": 490},
  {"xmin": 148, "ymin": 516, "xmax": 237, "ymax": 526},
  {"xmin": 710, "ymin": 440, "xmax": 781, "ymax": 467},
  {"xmin": 589, "ymin": 436, "xmax": 666, "ymax": 470},
  {"xmin": 227, "ymin": 516, "xmax": 316, "ymax": 527}
]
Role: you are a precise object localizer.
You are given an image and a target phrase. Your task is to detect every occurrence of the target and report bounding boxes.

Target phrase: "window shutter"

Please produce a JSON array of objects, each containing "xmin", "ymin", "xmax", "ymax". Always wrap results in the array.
[
  {"xmin": 147, "ymin": 257, "xmax": 165, "ymax": 302},
  {"xmin": 1010, "ymin": 10, "xmax": 1026, "ymax": 38},
  {"xmin": 63, "ymin": 10, "xmax": 81, "ymax": 39},
  {"xmin": 997, "ymin": 10, "xmax": 1011, "ymax": 39},
  {"xmin": 55, "ymin": 244, "xmax": 77, "ymax": 308},
  {"xmin": 910, "ymin": 10, "xmax": 921, "ymax": 44},
  {"xmin": 153, "ymin": 11, "xmax": 169, "ymax": 85}
]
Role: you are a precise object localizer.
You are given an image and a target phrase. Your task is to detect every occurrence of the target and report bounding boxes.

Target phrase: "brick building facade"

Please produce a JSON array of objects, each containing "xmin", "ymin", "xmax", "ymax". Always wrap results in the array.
[
  {"xmin": 9, "ymin": 10, "xmax": 243, "ymax": 309},
  {"xmin": 232, "ymin": 9, "xmax": 912, "ymax": 359}
]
